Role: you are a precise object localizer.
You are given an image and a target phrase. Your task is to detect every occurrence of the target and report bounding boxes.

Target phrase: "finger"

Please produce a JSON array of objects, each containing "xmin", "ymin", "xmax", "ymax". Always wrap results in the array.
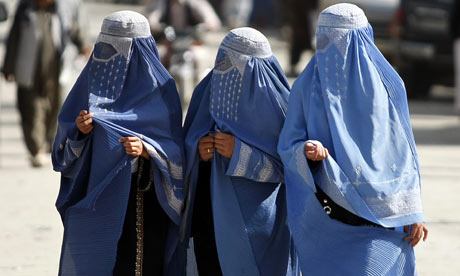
[
  {"xmin": 214, "ymin": 132, "xmax": 231, "ymax": 140},
  {"xmin": 305, "ymin": 143, "xmax": 316, "ymax": 151},
  {"xmin": 306, "ymin": 152, "xmax": 316, "ymax": 160},
  {"xmin": 409, "ymin": 235, "xmax": 421, "ymax": 246},
  {"xmin": 119, "ymin": 137, "xmax": 140, "ymax": 143},
  {"xmin": 423, "ymin": 227, "xmax": 428, "ymax": 241},
  {"xmin": 404, "ymin": 228, "xmax": 416, "ymax": 241},
  {"xmin": 320, "ymin": 147, "xmax": 327, "ymax": 159},
  {"xmin": 81, "ymin": 118, "xmax": 93, "ymax": 126},
  {"xmin": 124, "ymin": 136, "xmax": 141, "ymax": 142},
  {"xmin": 81, "ymin": 125, "xmax": 93, "ymax": 132},
  {"xmin": 324, "ymin": 148, "xmax": 329, "ymax": 158},
  {"xmin": 213, "ymin": 139, "xmax": 227, "ymax": 147},
  {"xmin": 316, "ymin": 147, "xmax": 323, "ymax": 159},
  {"xmin": 216, "ymin": 148, "xmax": 226, "ymax": 156},
  {"xmin": 79, "ymin": 110, "xmax": 88, "ymax": 116},
  {"xmin": 203, "ymin": 152, "xmax": 214, "ymax": 161},
  {"xmin": 82, "ymin": 113, "xmax": 94, "ymax": 120},
  {"xmin": 408, "ymin": 228, "xmax": 422, "ymax": 246},
  {"xmin": 404, "ymin": 230, "xmax": 414, "ymax": 241},
  {"xmin": 214, "ymin": 143, "xmax": 228, "ymax": 151},
  {"xmin": 200, "ymin": 136, "xmax": 215, "ymax": 143},
  {"xmin": 200, "ymin": 150, "xmax": 214, "ymax": 160},
  {"xmin": 199, "ymin": 142, "xmax": 214, "ymax": 148},
  {"xmin": 405, "ymin": 225, "xmax": 420, "ymax": 241},
  {"xmin": 200, "ymin": 148, "xmax": 212, "ymax": 156},
  {"xmin": 313, "ymin": 148, "xmax": 319, "ymax": 160},
  {"xmin": 214, "ymin": 137, "xmax": 233, "ymax": 147},
  {"xmin": 125, "ymin": 142, "xmax": 142, "ymax": 149},
  {"xmin": 126, "ymin": 145, "xmax": 141, "ymax": 152}
]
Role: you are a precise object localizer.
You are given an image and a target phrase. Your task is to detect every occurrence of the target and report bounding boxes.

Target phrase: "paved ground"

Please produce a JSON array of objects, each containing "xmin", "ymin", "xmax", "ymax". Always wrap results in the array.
[{"xmin": 1, "ymin": 2, "xmax": 460, "ymax": 275}]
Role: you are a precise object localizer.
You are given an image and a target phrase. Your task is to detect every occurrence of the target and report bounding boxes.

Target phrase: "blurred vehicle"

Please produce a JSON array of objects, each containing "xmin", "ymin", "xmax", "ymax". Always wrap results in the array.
[
  {"xmin": 391, "ymin": 0, "xmax": 455, "ymax": 98},
  {"xmin": 319, "ymin": 0, "xmax": 400, "ymax": 60},
  {"xmin": 0, "ymin": 2, "xmax": 7, "ymax": 22}
]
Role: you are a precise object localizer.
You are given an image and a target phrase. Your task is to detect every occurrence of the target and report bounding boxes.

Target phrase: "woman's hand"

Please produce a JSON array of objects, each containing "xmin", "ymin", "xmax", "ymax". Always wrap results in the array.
[
  {"xmin": 198, "ymin": 134, "xmax": 215, "ymax": 161},
  {"xmin": 214, "ymin": 131, "xmax": 235, "ymax": 159},
  {"xmin": 305, "ymin": 141, "xmax": 329, "ymax": 161},
  {"xmin": 76, "ymin": 110, "xmax": 94, "ymax": 135},
  {"xmin": 119, "ymin": 136, "xmax": 150, "ymax": 159},
  {"xmin": 404, "ymin": 222, "xmax": 428, "ymax": 246}
]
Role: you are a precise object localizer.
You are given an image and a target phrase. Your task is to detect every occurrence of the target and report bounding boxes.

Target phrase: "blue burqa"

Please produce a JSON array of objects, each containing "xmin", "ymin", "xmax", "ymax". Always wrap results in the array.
[
  {"xmin": 52, "ymin": 11, "xmax": 185, "ymax": 276},
  {"xmin": 278, "ymin": 4, "xmax": 425, "ymax": 275},
  {"xmin": 182, "ymin": 27, "xmax": 299, "ymax": 276}
]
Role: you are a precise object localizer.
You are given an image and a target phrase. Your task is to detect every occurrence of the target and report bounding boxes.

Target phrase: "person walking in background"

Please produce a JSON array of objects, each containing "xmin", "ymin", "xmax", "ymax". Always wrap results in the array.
[
  {"xmin": 278, "ymin": 4, "xmax": 428, "ymax": 275},
  {"xmin": 182, "ymin": 27, "xmax": 299, "ymax": 276},
  {"xmin": 282, "ymin": 0, "xmax": 318, "ymax": 76},
  {"xmin": 146, "ymin": 0, "xmax": 221, "ymax": 35},
  {"xmin": 451, "ymin": 0, "xmax": 460, "ymax": 116},
  {"xmin": 1, "ymin": 0, "xmax": 89, "ymax": 167},
  {"xmin": 52, "ymin": 11, "xmax": 185, "ymax": 275}
]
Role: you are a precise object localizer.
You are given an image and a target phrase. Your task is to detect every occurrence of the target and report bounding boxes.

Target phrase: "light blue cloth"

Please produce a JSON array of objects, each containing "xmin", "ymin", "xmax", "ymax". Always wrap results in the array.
[
  {"xmin": 183, "ymin": 27, "xmax": 299, "ymax": 276},
  {"xmin": 278, "ymin": 3, "xmax": 424, "ymax": 275},
  {"xmin": 52, "ymin": 11, "xmax": 185, "ymax": 276}
]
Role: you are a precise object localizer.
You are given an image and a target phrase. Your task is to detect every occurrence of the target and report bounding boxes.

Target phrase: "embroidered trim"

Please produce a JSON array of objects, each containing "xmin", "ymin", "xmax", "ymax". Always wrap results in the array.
[
  {"xmin": 135, "ymin": 189, "xmax": 144, "ymax": 276},
  {"xmin": 95, "ymin": 34, "xmax": 133, "ymax": 60},
  {"xmin": 353, "ymin": 172, "xmax": 419, "ymax": 186},
  {"xmin": 364, "ymin": 188, "xmax": 423, "ymax": 219},
  {"xmin": 233, "ymin": 141, "xmax": 252, "ymax": 177},
  {"xmin": 257, "ymin": 155, "xmax": 274, "ymax": 182},
  {"xmin": 145, "ymin": 143, "xmax": 183, "ymax": 180},
  {"xmin": 134, "ymin": 157, "xmax": 152, "ymax": 276},
  {"xmin": 213, "ymin": 45, "xmax": 250, "ymax": 76},
  {"xmin": 161, "ymin": 174, "xmax": 183, "ymax": 215}
]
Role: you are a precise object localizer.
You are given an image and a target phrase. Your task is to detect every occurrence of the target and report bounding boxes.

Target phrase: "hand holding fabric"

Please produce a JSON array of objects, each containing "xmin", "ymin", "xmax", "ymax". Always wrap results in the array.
[
  {"xmin": 404, "ymin": 222, "xmax": 428, "ymax": 246},
  {"xmin": 198, "ymin": 134, "xmax": 215, "ymax": 161},
  {"xmin": 119, "ymin": 136, "xmax": 150, "ymax": 159},
  {"xmin": 305, "ymin": 141, "xmax": 329, "ymax": 161},
  {"xmin": 214, "ymin": 131, "xmax": 235, "ymax": 159},
  {"xmin": 76, "ymin": 110, "xmax": 94, "ymax": 135}
]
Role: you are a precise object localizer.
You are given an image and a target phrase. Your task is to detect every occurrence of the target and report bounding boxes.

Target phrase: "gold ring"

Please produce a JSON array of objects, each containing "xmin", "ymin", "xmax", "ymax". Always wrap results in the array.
[{"xmin": 207, "ymin": 148, "xmax": 210, "ymax": 153}]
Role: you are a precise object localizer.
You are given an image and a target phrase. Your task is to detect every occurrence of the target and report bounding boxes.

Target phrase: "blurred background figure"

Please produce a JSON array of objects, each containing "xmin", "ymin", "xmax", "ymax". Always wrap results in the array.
[
  {"xmin": 147, "ymin": 0, "xmax": 221, "ymax": 40},
  {"xmin": 221, "ymin": 0, "xmax": 252, "ymax": 28},
  {"xmin": 281, "ymin": 0, "xmax": 318, "ymax": 76},
  {"xmin": 451, "ymin": 0, "xmax": 460, "ymax": 115},
  {"xmin": 146, "ymin": 0, "xmax": 221, "ymax": 110},
  {"xmin": 1, "ymin": 0, "xmax": 89, "ymax": 167},
  {"xmin": 0, "ymin": 2, "xmax": 6, "ymax": 23}
]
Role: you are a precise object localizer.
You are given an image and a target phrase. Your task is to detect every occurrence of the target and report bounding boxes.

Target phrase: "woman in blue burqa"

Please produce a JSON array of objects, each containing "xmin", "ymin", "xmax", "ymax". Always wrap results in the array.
[
  {"xmin": 278, "ymin": 3, "xmax": 428, "ymax": 275},
  {"xmin": 182, "ymin": 27, "xmax": 299, "ymax": 276},
  {"xmin": 52, "ymin": 11, "xmax": 185, "ymax": 276}
]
